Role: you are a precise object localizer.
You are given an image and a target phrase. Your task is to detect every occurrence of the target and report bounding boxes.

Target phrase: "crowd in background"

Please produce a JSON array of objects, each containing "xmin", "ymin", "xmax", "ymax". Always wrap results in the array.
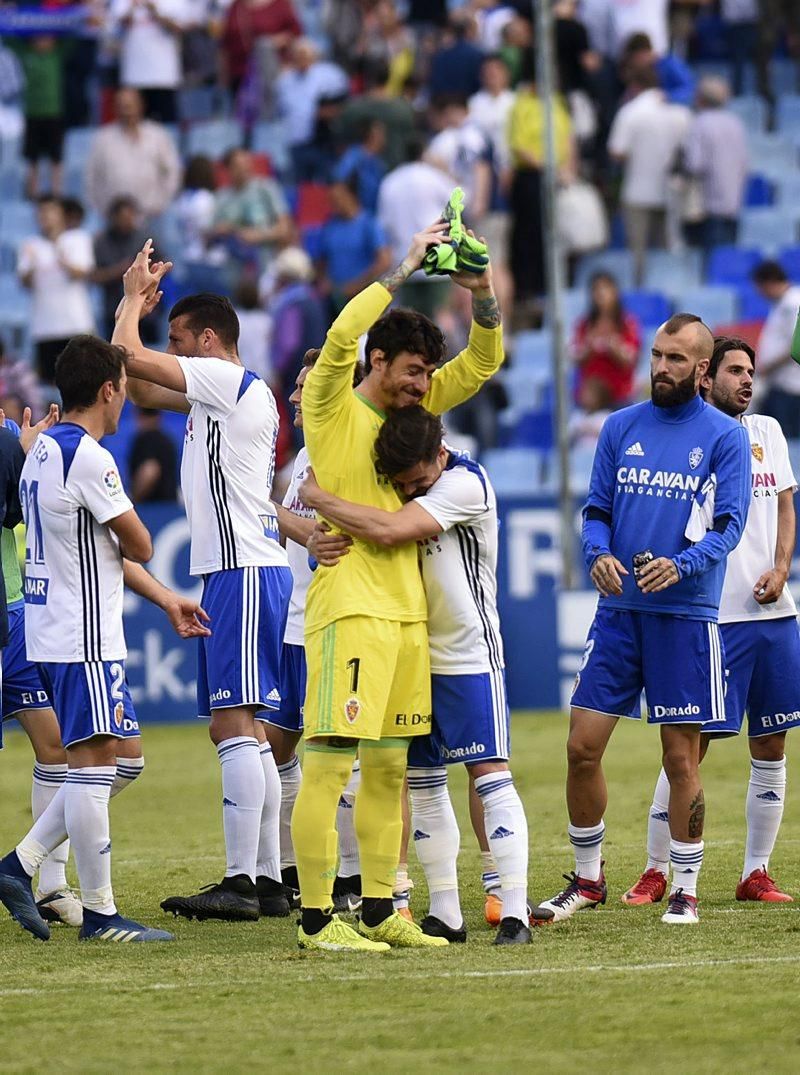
[{"xmin": 1, "ymin": 0, "xmax": 800, "ymax": 489}]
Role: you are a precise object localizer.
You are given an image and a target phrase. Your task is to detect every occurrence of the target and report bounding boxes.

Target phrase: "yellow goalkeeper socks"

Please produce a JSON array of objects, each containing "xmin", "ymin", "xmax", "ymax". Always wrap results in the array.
[
  {"xmin": 292, "ymin": 742, "xmax": 357, "ymax": 910},
  {"xmin": 355, "ymin": 739, "xmax": 411, "ymax": 900}
]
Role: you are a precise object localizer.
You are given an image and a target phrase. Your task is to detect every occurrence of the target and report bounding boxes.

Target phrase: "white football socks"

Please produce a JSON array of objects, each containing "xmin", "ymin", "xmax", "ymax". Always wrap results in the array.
[
  {"xmin": 743, "ymin": 756, "xmax": 786, "ymax": 878},
  {"xmin": 17, "ymin": 783, "xmax": 69, "ymax": 877},
  {"xmin": 408, "ymin": 767, "xmax": 462, "ymax": 929},
  {"xmin": 475, "ymin": 771, "xmax": 529, "ymax": 923},
  {"xmin": 481, "ymin": 850, "xmax": 501, "ymax": 894},
  {"xmin": 669, "ymin": 839, "xmax": 704, "ymax": 897},
  {"xmin": 64, "ymin": 767, "xmax": 117, "ymax": 914},
  {"xmin": 256, "ymin": 741, "xmax": 282, "ymax": 882},
  {"xmin": 217, "ymin": 736, "xmax": 265, "ymax": 883},
  {"xmin": 111, "ymin": 756, "xmax": 145, "ymax": 798},
  {"xmin": 32, "ymin": 763, "xmax": 69, "ymax": 894},
  {"xmin": 277, "ymin": 755, "xmax": 302, "ymax": 869},
  {"xmin": 568, "ymin": 821, "xmax": 605, "ymax": 883},
  {"xmin": 645, "ymin": 767, "xmax": 671, "ymax": 875},
  {"xmin": 336, "ymin": 761, "xmax": 361, "ymax": 877}
]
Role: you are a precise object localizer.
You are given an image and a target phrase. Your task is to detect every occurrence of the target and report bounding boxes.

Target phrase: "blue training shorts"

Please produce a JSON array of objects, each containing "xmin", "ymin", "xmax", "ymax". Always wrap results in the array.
[
  {"xmin": 571, "ymin": 606, "xmax": 727, "ymax": 726},
  {"xmin": 708, "ymin": 616, "xmax": 800, "ymax": 738},
  {"xmin": 408, "ymin": 670, "xmax": 510, "ymax": 767},
  {"xmin": 196, "ymin": 565, "xmax": 292, "ymax": 720},
  {"xmin": 263, "ymin": 642, "xmax": 306, "ymax": 733},
  {"xmin": 38, "ymin": 660, "xmax": 139, "ymax": 749}
]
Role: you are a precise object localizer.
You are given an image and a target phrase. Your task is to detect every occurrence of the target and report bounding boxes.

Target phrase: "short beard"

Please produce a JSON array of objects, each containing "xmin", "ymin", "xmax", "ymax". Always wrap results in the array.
[
  {"xmin": 707, "ymin": 387, "xmax": 746, "ymax": 419},
  {"xmin": 651, "ymin": 372, "xmax": 697, "ymax": 408}
]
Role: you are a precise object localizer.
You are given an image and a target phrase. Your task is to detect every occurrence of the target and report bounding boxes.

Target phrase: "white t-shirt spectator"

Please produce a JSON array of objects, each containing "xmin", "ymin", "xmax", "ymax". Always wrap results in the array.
[
  {"xmin": 426, "ymin": 120, "xmax": 490, "ymax": 210},
  {"xmin": 608, "ymin": 89, "xmax": 690, "ymax": 208},
  {"xmin": 173, "ymin": 188, "xmax": 216, "ymax": 261},
  {"xmin": 609, "ymin": 0, "xmax": 668, "ymax": 57},
  {"xmin": 85, "ymin": 120, "xmax": 182, "ymax": 218},
  {"xmin": 377, "ymin": 161, "xmax": 454, "ymax": 269},
  {"xmin": 112, "ymin": 0, "xmax": 191, "ymax": 89},
  {"xmin": 18, "ymin": 231, "xmax": 95, "ymax": 342},
  {"xmin": 759, "ymin": 284, "xmax": 800, "ymax": 395},
  {"xmin": 276, "ymin": 61, "xmax": 349, "ymax": 147},
  {"xmin": 469, "ymin": 89, "xmax": 515, "ymax": 169}
]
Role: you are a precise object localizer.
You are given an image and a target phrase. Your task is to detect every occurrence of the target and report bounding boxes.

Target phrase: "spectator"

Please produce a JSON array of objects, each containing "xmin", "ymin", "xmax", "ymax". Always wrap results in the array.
[
  {"xmin": 363, "ymin": 0, "xmax": 415, "ymax": 96},
  {"xmin": 684, "ymin": 75, "xmax": 748, "ymax": 251},
  {"xmin": 17, "ymin": 194, "xmax": 95, "ymax": 387},
  {"xmin": 111, "ymin": 0, "xmax": 191, "ymax": 123},
  {"xmin": 173, "ymin": 154, "xmax": 218, "ymax": 263},
  {"xmin": 61, "ymin": 197, "xmax": 88, "ymax": 234},
  {"xmin": 267, "ymin": 246, "xmax": 327, "ymax": 429},
  {"xmin": 0, "ymin": 338, "xmax": 44, "ymax": 424},
  {"xmin": 85, "ymin": 87, "xmax": 181, "ymax": 219},
  {"xmin": 0, "ymin": 38, "xmax": 24, "ymax": 141},
  {"xmin": 336, "ymin": 57, "xmax": 416, "ymax": 170},
  {"xmin": 568, "ymin": 377, "xmax": 614, "ymax": 451},
  {"xmin": 609, "ymin": 0, "xmax": 669, "ymax": 58},
  {"xmin": 508, "ymin": 53, "xmax": 573, "ymax": 307},
  {"xmin": 427, "ymin": 94, "xmax": 492, "ymax": 222},
  {"xmin": 332, "ymin": 118, "xmax": 388, "ymax": 213},
  {"xmin": 572, "ymin": 271, "xmax": 641, "ymax": 406},
  {"xmin": 276, "ymin": 37, "xmax": 349, "ymax": 181},
  {"xmin": 128, "ymin": 408, "xmax": 179, "ymax": 504},
  {"xmin": 620, "ymin": 31, "xmax": 696, "ymax": 106},
  {"xmin": 234, "ymin": 279, "xmax": 272, "ymax": 381},
  {"xmin": 92, "ymin": 196, "xmax": 152, "ymax": 339},
  {"xmin": 468, "ymin": 54, "xmax": 515, "ymax": 172},
  {"xmin": 554, "ymin": 1, "xmax": 599, "ymax": 96},
  {"xmin": 752, "ymin": 261, "xmax": 800, "ymax": 438},
  {"xmin": 756, "ymin": 0, "xmax": 800, "ymax": 121},
  {"xmin": 211, "ymin": 147, "xmax": 292, "ymax": 272},
  {"xmin": 722, "ymin": 0, "xmax": 757, "ymax": 97},
  {"xmin": 13, "ymin": 34, "xmax": 69, "ymax": 200},
  {"xmin": 472, "ymin": 1, "xmax": 517, "ymax": 53},
  {"xmin": 376, "ymin": 136, "xmax": 453, "ymax": 317},
  {"xmin": 318, "ymin": 178, "xmax": 391, "ymax": 313},
  {"xmin": 221, "ymin": 0, "xmax": 302, "ymax": 97},
  {"xmin": 608, "ymin": 65, "xmax": 690, "ymax": 286},
  {"xmin": 427, "ymin": 11, "xmax": 486, "ymax": 100}
]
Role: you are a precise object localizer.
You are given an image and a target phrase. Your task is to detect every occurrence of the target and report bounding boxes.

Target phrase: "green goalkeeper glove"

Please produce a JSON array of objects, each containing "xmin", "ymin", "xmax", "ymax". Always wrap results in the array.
[{"xmin": 422, "ymin": 187, "xmax": 490, "ymax": 276}]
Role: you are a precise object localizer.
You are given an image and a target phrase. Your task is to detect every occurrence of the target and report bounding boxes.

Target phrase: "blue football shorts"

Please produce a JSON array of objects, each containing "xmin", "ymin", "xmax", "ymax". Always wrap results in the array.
[{"xmin": 571, "ymin": 606, "xmax": 726, "ymax": 726}]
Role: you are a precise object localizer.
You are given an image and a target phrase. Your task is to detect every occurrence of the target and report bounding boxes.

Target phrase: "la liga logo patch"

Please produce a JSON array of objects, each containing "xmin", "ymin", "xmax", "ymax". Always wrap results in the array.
[{"xmin": 103, "ymin": 468, "xmax": 123, "ymax": 495}]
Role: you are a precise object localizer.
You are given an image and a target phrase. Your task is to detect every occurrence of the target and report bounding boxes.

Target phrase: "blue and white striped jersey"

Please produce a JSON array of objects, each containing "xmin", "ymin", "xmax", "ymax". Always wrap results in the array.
[
  {"xmin": 20, "ymin": 424, "xmax": 132, "ymax": 662},
  {"xmin": 177, "ymin": 357, "xmax": 289, "ymax": 576},
  {"xmin": 415, "ymin": 453, "xmax": 504, "ymax": 675}
]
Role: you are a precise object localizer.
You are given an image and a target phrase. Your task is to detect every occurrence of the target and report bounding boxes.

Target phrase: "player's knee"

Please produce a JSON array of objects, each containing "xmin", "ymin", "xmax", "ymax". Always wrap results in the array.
[
  {"xmin": 661, "ymin": 746, "xmax": 696, "ymax": 785},
  {"xmin": 750, "ymin": 733, "xmax": 786, "ymax": 763},
  {"xmin": 566, "ymin": 733, "xmax": 604, "ymax": 771}
]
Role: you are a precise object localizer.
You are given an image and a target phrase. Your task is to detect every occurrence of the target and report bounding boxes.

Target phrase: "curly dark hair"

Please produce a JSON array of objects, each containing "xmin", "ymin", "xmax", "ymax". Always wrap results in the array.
[
  {"xmin": 364, "ymin": 309, "xmax": 446, "ymax": 374},
  {"xmin": 374, "ymin": 406, "xmax": 443, "ymax": 478}
]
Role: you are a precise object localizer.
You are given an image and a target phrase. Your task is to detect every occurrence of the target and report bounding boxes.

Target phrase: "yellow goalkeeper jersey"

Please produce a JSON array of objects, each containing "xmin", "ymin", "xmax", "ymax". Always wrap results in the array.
[{"xmin": 302, "ymin": 281, "xmax": 504, "ymax": 633}]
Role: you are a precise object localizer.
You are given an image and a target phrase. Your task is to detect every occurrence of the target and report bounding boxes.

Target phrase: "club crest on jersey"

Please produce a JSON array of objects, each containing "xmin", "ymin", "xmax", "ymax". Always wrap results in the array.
[
  {"xmin": 103, "ymin": 468, "xmax": 123, "ymax": 495},
  {"xmin": 344, "ymin": 697, "xmax": 361, "ymax": 724},
  {"xmin": 113, "ymin": 702, "xmax": 124, "ymax": 729},
  {"xmin": 752, "ymin": 443, "xmax": 764, "ymax": 462},
  {"xmin": 688, "ymin": 447, "xmax": 703, "ymax": 470}
]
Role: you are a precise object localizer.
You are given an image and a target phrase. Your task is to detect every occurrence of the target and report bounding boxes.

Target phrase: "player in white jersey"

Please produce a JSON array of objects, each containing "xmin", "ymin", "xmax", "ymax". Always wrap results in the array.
[
  {"xmin": 0, "ymin": 336, "xmax": 209, "ymax": 943},
  {"xmin": 113, "ymin": 242, "xmax": 294, "ymax": 922},
  {"xmin": 623, "ymin": 336, "xmax": 800, "ymax": 906},
  {"xmin": 302, "ymin": 405, "xmax": 531, "ymax": 945}
]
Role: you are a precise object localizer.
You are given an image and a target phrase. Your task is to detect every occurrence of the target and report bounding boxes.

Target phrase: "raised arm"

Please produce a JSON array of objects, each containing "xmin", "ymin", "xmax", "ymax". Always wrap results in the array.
[
  {"xmin": 300, "ymin": 468, "xmax": 441, "ymax": 547},
  {"xmin": 111, "ymin": 240, "xmax": 191, "ymax": 414}
]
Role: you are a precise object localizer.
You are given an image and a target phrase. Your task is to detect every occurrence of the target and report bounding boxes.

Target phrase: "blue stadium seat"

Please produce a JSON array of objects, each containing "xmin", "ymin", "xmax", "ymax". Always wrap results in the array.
[
  {"xmin": 508, "ymin": 409, "xmax": 555, "ymax": 451},
  {"xmin": 674, "ymin": 285, "xmax": 737, "ymax": 328},
  {"xmin": 744, "ymin": 174, "xmax": 773, "ymax": 207},
  {"xmin": 569, "ymin": 447, "xmax": 597, "ymax": 494},
  {"xmin": 707, "ymin": 245, "xmax": 762, "ymax": 286},
  {"xmin": 63, "ymin": 126, "xmax": 96, "ymax": 168},
  {"xmin": 0, "ymin": 162, "xmax": 24, "ymax": 199},
  {"xmin": 621, "ymin": 289, "xmax": 672, "ymax": 328},
  {"xmin": 574, "ymin": 250, "xmax": 634, "ymax": 290},
  {"xmin": 1, "ymin": 201, "xmax": 37, "ymax": 240},
  {"xmin": 178, "ymin": 86, "xmax": 218, "ymax": 124},
  {"xmin": 780, "ymin": 245, "xmax": 800, "ymax": 281},
  {"xmin": 480, "ymin": 448, "xmax": 545, "ymax": 495},
  {"xmin": 185, "ymin": 119, "xmax": 244, "ymax": 159},
  {"xmin": 787, "ymin": 439, "xmax": 800, "ymax": 482},
  {"xmin": 251, "ymin": 121, "xmax": 290, "ymax": 176},
  {"xmin": 501, "ymin": 366, "xmax": 552, "ymax": 415},
  {"xmin": 777, "ymin": 94, "xmax": 800, "ymax": 134},
  {"xmin": 729, "ymin": 95, "xmax": 767, "ymax": 134},
  {"xmin": 543, "ymin": 288, "xmax": 586, "ymax": 337},
  {"xmin": 739, "ymin": 207, "xmax": 798, "ymax": 251},
  {"xmin": 642, "ymin": 250, "xmax": 702, "ymax": 296},
  {"xmin": 746, "ymin": 135, "xmax": 797, "ymax": 179},
  {"xmin": 513, "ymin": 330, "xmax": 552, "ymax": 373},
  {"xmin": 737, "ymin": 283, "xmax": 771, "ymax": 321},
  {"xmin": 771, "ymin": 59, "xmax": 798, "ymax": 96}
]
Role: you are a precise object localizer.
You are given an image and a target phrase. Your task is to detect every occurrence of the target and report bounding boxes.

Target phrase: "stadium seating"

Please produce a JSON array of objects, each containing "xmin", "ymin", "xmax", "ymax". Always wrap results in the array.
[
  {"xmin": 574, "ymin": 250, "xmax": 635, "ymax": 290},
  {"xmin": 185, "ymin": 119, "xmax": 244, "ymax": 159},
  {"xmin": 746, "ymin": 135, "xmax": 797, "ymax": 180},
  {"xmin": 0, "ymin": 200, "xmax": 37, "ymax": 241},
  {"xmin": 737, "ymin": 283, "xmax": 771, "ymax": 321},
  {"xmin": 744, "ymin": 174, "xmax": 773, "ymax": 207},
  {"xmin": 738, "ymin": 207, "xmax": 798, "ymax": 251},
  {"xmin": 480, "ymin": 448, "xmax": 547, "ymax": 495},
  {"xmin": 729, "ymin": 95, "xmax": 767, "ymax": 133},
  {"xmin": 674, "ymin": 285, "xmax": 737, "ymax": 328},
  {"xmin": 707, "ymin": 245, "xmax": 761, "ymax": 287},
  {"xmin": 642, "ymin": 249, "xmax": 703, "ymax": 296},
  {"xmin": 621, "ymin": 290, "xmax": 672, "ymax": 328},
  {"xmin": 513, "ymin": 330, "xmax": 552, "ymax": 373},
  {"xmin": 251, "ymin": 121, "xmax": 291, "ymax": 176}
]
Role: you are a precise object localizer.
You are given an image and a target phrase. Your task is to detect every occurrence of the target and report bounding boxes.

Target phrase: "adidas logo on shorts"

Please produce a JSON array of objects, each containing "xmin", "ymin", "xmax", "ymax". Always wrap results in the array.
[
  {"xmin": 267, "ymin": 688, "xmax": 281, "ymax": 702},
  {"xmin": 625, "ymin": 441, "xmax": 645, "ymax": 456}
]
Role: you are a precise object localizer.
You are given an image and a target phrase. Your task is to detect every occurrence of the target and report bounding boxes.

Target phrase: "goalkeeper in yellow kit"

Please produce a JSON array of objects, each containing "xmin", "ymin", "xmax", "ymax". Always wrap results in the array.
[{"xmin": 292, "ymin": 218, "xmax": 504, "ymax": 951}]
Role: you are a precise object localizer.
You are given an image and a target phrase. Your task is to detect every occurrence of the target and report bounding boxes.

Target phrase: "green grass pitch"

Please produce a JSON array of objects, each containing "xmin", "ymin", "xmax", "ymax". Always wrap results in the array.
[{"xmin": 2, "ymin": 713, "xmax": 800, "ymax": 1073}]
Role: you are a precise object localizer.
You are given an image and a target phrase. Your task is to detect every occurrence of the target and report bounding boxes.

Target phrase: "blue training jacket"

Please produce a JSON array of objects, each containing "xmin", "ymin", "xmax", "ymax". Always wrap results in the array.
[{"xmin": 581, "ymin": 395, "xmax": 751, "ymax": 621}]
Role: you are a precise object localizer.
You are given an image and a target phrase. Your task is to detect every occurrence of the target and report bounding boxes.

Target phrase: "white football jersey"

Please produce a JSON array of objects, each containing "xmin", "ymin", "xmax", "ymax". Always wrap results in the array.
[
  {"xmin": 282, "ymin": 446, "xmax": 315, "ymax": 646},
  {"xmin": 416, "ymin": 454, "xmax": 504, "ymax": 675},
  {"xmin": 21, "ymin": 424, "xmax": 132, "ymax": 662},
  {"xmin": 719, "ymin": 413, "xmax": 798, "ymax": 623},
  {"xmin": 178, "ymin": 357, "xmax": 288, "ymax": 576}
]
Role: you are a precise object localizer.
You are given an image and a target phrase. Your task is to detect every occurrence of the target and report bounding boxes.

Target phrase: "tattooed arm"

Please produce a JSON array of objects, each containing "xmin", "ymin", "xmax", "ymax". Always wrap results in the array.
[{"xmin": 378, "ymin": 220, "xmax": 450, "ymax": 294}]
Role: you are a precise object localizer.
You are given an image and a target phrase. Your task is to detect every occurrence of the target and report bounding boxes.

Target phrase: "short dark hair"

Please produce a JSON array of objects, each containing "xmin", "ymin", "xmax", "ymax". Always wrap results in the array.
[
  {"xmin": 374, "ymin": 406, "xmax": 443, "ymax": 478},
  {"xmin": 108, "ymin": 195, "xmax": 139, "ymax": 216},
  {"xmin": 184, "ymin": 154, "xmax": 216, "ymax": 192},
  {"xmin": 303, "ymin": 346, "xmax": 363, "ymax": 385},
  {"xmin": 707, "ymin": 335, "xmax": 756, "ymax": 382},
  {"xmin": 663, "ymin": 312, "xmax": 705, "ymax": 334},
  {"xmin": 364, "ymin": 309, "xmax": 445, "ymax": 374},
  {"xmin": 168, "ymin": 293, "xmax": 240, "ymax": 348},
  {"xmin": 55, "ymin": 336, "xmax": 128, "ymax": 412},
  {"xmin": 752, "ymin": 260, "xmax": 788, "ymax": 286}
]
